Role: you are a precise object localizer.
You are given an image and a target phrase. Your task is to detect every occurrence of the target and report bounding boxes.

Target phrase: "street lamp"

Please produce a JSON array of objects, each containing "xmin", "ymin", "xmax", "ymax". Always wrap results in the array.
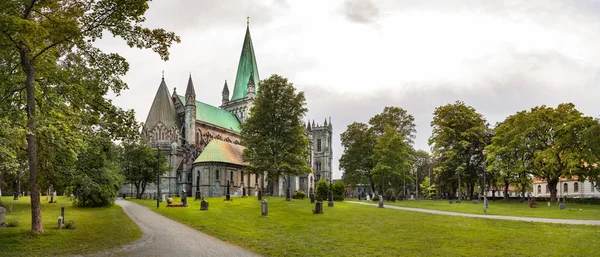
[
  {"xmin": 157, "ymin": 145, "xmax": 160, "ymax": 209},
  {"xmin": 482, "ymin": 149, "xmax": 487, "ymax": 214}
]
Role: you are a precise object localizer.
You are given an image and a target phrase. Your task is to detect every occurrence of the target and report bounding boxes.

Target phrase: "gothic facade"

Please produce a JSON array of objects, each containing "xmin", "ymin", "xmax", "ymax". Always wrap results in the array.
[{"xmin": 128, "ymin": 21, "xmax": 332, "ymax": 198}]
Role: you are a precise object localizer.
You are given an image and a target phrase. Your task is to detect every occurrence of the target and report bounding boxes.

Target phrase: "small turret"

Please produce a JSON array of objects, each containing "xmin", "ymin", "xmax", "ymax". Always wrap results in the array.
[
  {"xmin": 247, "ymin": 73, "xmax": 256, "ymax": 99},
  {"xmin": 185, "ymin": 74, "xmax": 196, "ymax": 106},
  {"xmin": 324, "ymin": 118, "xmax": 327, "ymax": 127},
  {"xmin": 184, "ymin": 74, "xmax": 196, "ymax": 146},
  {"xmin": 222, "ymin": 80, "xmax": 230, "ymax": 105}
]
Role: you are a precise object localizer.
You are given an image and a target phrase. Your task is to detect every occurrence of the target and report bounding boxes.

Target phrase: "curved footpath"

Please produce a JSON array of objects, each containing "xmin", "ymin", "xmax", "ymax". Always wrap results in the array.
[
  {"xmin": 80, "ymin": 199, "xmax": 260, "ymax": 257},
  {"xmin": 348, "ymin": 201, "xmax": 600, "ymax": 226}
]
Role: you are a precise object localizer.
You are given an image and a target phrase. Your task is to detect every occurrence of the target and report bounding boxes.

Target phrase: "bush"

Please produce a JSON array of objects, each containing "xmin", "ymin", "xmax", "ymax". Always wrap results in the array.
[
  {"xmin": 373, "ymin": 195, "xmax": 380, "ymax": 201},
  {"xmin": 63, "ymin": 220, "xmax": 77, "ymax": 230},
  {"xmin": 293, "ymin": 190, "xmax": 306, "ymax": 199},
  {"xmin": 384, "ymin": 189, "xmax": 396, "ymax": 202},
  {"xmin": 332, "ymin": 181, "xmax": 345, "ymax": 201},
  {"xmin": 315, "ymin": 179, "xmax": 329, "ymax": 201}
]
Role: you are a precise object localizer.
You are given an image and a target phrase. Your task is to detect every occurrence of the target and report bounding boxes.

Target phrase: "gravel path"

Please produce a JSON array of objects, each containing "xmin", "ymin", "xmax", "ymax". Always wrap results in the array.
[
  {"xmin": 83, "ymin": 199, "xmax": 260, "ymax": 257},
  {"xmin": 348, "ymin": 201, "xmax": 600, "ymax": 226}
]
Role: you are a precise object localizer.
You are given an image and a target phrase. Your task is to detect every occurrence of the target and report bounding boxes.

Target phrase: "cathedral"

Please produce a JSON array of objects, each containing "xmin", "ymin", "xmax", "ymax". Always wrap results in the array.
[{"xmin": 138, "ymin": 20, "xmax": 333, "ymax": 198}]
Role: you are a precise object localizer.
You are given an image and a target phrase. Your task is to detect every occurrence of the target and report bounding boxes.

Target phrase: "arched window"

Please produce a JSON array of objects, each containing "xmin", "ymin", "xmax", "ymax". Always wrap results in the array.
[
  {"xmin": 574, "ymin": 182, "xmax": 579, "ymax": 193},
  {"xmin": 230, "ymin": 171, "xmax": 234, "ymax": 185},
  {"xmin": 317, "ymin": 139, "xmax": 322, "ymax": 152},
  {"xmin": 563, "ymin": 183, "xmax": 568, "ymax": 193},
  {"xmin": 215, "ymin": 169, "xmax": 219, "ymax": 180},
  {"xmin": 537, "ymin": 185, "xmax": 541, "ymax": 194}
]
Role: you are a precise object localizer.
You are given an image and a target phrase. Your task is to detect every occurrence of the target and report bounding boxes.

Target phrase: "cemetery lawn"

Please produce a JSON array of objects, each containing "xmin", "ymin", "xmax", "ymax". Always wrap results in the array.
[
  {"xmin": 130, "ymin": 197, "xmax": 600, "ymax": 257},
  {"xmin": 0, "ymin": 196, "xmax": 141, "ymax": 256},
  {"xmin": 377, "ymin": 199, "xmax": 600, "ymax": 220}
]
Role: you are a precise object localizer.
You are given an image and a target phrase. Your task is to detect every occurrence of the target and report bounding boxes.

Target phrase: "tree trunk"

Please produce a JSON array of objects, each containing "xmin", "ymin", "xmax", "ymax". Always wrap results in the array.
[
  {"xmin": 548, "ymin": 180, "xmax": 558, "ymax": 203},
  {"xmin": 141, "ymin": 181, "xmax": 146, "ymax": 197},
  {"xmin": 21, "ymin": 47, "xmax": 43, "ymax": 233},
  {"xmin": 492, "ymin": 189, "xmax": 496, "ymax": 201},
  {"xmin": 503, "ymin": 180, "xmax": 510, "ymax": 201},
  {"xmin": 134, "ymin": 181, "xmax": 141, "ymax": 198}
]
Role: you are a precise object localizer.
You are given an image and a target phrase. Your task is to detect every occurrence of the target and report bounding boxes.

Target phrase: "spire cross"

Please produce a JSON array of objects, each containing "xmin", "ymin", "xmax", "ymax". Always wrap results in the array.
[
  {"xmin": 161, "ymin": 70, "xmax": 164, "ymax": 79},
  {"xmin": 247, "ymin": 16, "xmax": 249, "ymax": 27}
]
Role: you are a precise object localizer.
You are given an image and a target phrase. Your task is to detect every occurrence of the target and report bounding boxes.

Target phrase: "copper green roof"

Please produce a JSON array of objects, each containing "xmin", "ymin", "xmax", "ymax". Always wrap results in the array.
[
  {"xmin": 231, "ymin": 25, "xmax": 260, "ymax": 101},
  {"xmin": 193, "ymin": 140, "xmax": 246, "ymax": 166},
  {"xmin": 178, "ymin": 96, "xmax": 241, "ymax": 132},
  {"xmin": 145, "ymin": 78, "xmax": 179, "ymax": 129}
]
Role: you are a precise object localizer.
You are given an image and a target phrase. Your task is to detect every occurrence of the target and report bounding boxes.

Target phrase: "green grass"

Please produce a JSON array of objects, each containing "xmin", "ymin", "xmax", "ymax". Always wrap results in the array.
[
  {"xmin": 371, "ymin": 198, "xmax": 600, "ymax": 220},
  {"xmin": 130, "ymin": 196, "xmax": 600, "ymax": 257},
  {"xmin": 0, "ymin": 196, "xmax": 141, "ymax": 257}
]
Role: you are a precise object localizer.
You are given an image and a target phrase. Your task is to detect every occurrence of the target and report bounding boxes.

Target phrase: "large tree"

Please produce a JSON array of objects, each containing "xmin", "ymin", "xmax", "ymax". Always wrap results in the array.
[
  {"xmin": 0, "ymin": 0, "xmax": 179, "ymax": 232},
  {"xmin": 369, "ymin": 106, "xmax": 416, "ymax": 144},
  {"xmin": 121, "ymin": 138, "xmax": 169, "ymax": 199},
  {"xmin": 240, "ymin": 74, "xmax": 311, "ymax": 195},
  {"xmin": 371, "ymin": 127, "xmax": 413, "ymax": 196},
  {"xmin": 339, "ymin": 122, "xmax": 376, "ymax": 191},
  {"xmin": 429, "ymin": 101, "xmax": 488, "ymax": 200}
]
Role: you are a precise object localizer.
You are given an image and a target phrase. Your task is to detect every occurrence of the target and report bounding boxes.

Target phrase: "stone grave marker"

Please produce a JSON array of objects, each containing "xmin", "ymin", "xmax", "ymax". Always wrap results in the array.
[
  {"xmin": 70, "ymin": 194, "xmax": 74, "ymax": 201},
  {"xmin": 547, "ymin": 201, "xmax": 551, "ymax": 207},
  {"xmin": 258, "ymin": 189, "xmax": 262, "ymax": 201},
  {"xmin": 559, "ymin": 203, "xmax": 566, "ymax": 210},
  {"xmin": 366, "ymin": 194, "xmax": 371, "ymax": 201},
  {"xmin": 313, "ymin": 198, "xmax": 323, "ymax": 214},
  {"xmin": 225, "ymin": 180, "xmax": 231, "ymax": 201},
  {"xmin": 162, "ymin": 194, "xmax": 166, "ymax": 202},
  {"xmin": 286, "ymin": 188, "xmax": 291, "ymax": 201},
  {"xmin": 181, "ymin": 190, "xmax": 187, "ymax": 207},
  {"xmin": 8, "ymin": 203, "xmax": 12, "ymax": 213},
  {"xmin": 58, "ymin": 216, "xmax": 63, "ymax": 229},
  {"xmin": 378, "ymin": 195, "xmax": 384, "ymax": 208},
  {"xmin": 261, "ymin": 199, "xmax": 268, "ymax": 216},
  {"xmin": 0, "ymin": 207, "xmax": 5, "ymax": 227},
  {"xmin": 167, "ymin": 197, "xmax": 173, "ymax": 204},
  {"xmin": 61, "ymin": 205, "xmax": 65, "ymax": 222},
  {"xmin": 50, "ymin": 192, "xmax": 55, "ymax": 203},
  {"xmin": 327, "ymin": 189, "xmax": 334, "ymax": 207},
  {"xmin": 200, "ymin": 198, "xmax": 209, "ymax": 211},
  {"xmin": 472, "ymin": 200, "xmax": 479, "ymax": 204},
  {"xmin": 310, "ymin": 192, "xmax": 315, "ymax": 203},
  {"xmin": 242, "ymin": 187, "xmax": 247, "ymax": 198}
]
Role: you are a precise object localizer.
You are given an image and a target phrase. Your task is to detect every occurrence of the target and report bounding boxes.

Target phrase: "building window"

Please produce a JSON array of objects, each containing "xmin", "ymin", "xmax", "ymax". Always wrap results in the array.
[
  {"xmin": 230, "ymin": 171, "xmax": 234, "ymax": 185},
  {"xmin": 215, "ymin": 169, "xmax": 219, "ymax": 180},
  {"xmin": 563, "ymin": 183, "xmax": 568, "ymax": 193},
  {"xmin": 574, "ymin": 182, "xmax": 579, "ymax": 193},
  {"xmin": 255, "ymin": 175, "xmax": 259, "ymax": 184},
  {"xmin": 537, "ymin": 185, "xmax": 541, "ymax": 194},
  {"xmin": 241, "ymin": 171, "xmax": 244, "ymax": 182},
  {"xmin": 316, "ymin": 162, "xmax": 321, "ymax": 171},
  {"xmin": 317, "ymin": 139, "xmax": 322, "ymax": 152}
]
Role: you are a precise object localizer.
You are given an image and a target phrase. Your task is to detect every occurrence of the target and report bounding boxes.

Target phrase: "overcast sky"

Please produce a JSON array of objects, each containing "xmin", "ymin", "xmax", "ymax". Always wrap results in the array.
[{"xmin": 97, "ymin": 0, "xmax": 600, "ymax": 179}]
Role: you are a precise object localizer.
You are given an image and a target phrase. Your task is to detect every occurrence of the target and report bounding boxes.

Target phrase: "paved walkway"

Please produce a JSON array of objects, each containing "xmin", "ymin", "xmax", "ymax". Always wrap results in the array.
[
  {"xmin": 347, "ymin": 201, "xmax": 600, "ymax": 226},
  {"xmin": 83, "ymin": 199, "xmax": 260, "ymax": 257}
]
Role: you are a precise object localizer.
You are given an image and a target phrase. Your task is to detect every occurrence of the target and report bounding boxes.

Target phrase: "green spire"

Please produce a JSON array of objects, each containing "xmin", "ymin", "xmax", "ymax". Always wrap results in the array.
[{"xmin": 231, "ymin": 19, "xmax": 259, "ymax": 101}]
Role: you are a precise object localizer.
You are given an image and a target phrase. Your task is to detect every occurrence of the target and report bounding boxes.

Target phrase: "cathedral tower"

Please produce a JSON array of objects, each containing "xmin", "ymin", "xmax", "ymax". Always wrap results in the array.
[
  {"xmin": 184, "ymin": 75, "xmax": 196, "ymax": 146},
  {"xmin": 311, "ymin": 118, "xmax": 333, "ymax": 183},
  {"xmin": 221, "ymin": 18, "xmax": 259, "ymax": 124}
]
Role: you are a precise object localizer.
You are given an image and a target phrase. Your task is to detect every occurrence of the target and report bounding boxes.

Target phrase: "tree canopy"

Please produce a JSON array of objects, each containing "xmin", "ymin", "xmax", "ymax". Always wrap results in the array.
[
  {"xmin": 240, "ymin": 74, "xmax": 311, "ymax": 193},
  {"xmin": 0, "ymin": 0, "xmax": 179, "ymax": 232}
]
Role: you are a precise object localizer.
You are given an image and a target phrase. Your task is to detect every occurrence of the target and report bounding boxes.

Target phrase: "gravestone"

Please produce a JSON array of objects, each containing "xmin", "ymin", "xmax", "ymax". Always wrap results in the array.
[
  {"xmin": 547, "ymin": 201, "xmax": 551, "ymax": 207},
  {"xmin": 310, "ymin": 192, "xmax": 315, "ymax": 203},
  {"xmin": 181, "ymin": 190, "xmax": 187, "ymax": 207},
  {"xmin": 58, "ymin": 216, "xmax": 63, "ymax": 229},
  {"xmin": 472, "ymin": 200, "xmax": 479, "ymax": 204},
  {"xmin": 225, "ymin": 180, "xmax": 231, "ymax": 201},
  {"xmin": 313, "ymin": 198, "xmax": 323, "ymax": 214},
  {"xmin": 328, "ymin": 189, "xmax": 334, "ymax": 207},
  {"xmin": 258, "ymin": 189, "xmax": 262, "ymax": 201},
  {"xmin": 200, "ymin": 198, "xmax": 209, "ymax": 211},
  {"xmin": 8, "ymin": 203, "xmax": 12, "ymax": 213},
  {"xmin": 378, "ymin": 195, "xmax": 384, "ymax": 208},
  {"xmin": 286, "ymin": 188, "xmax": 291, "ymax": 201},
  {"xmin": 70, "ymin": 194, "xmax": 74, "ymax": 201},
  {"xmin": 366, "ymin": 194, "xmax": 371, "ymax": 201},
  {"xmin": 195, "ymin": 191, "xmax": 201, "ymax": 201},
  {"xmin": 242, "ymin": 187, "xmax": 247, "ymax": 198},
  {"xmin": 167, "ymin": 198, "xmax": 173, "ymax": 204},
  {"xmin": 13, "ymin": 192, "xmax": 18, "ymax": 201},
  {"xmin": 559, "ymin": 203, "xmax": 566, "ymax": 210},
  {"xmin": 61, "ymin": 205, "xmax": 65, "ymax": 222},
  {"xmin": 0, "ymin": 207, "xmax": 5, "ymax": 227},
  {"xmin": 449, "ymin": 199, "xmax": 453, "ymax": 204},
  {"xmin": 358, "ymin": 193, "xmax": 361, "ymax": 201},
  {"xmin": 529, "ymin": 198, "xmax": 538, "ymax": 208},
  {"xmin": 261, "ymin": 199, "xmax": 268, "ymax": 216},
  {"xmin": 50, "ymin": 193, "xmax": 55, "ymax": 203},
  {"xmin": 162, "ymin": 194, "xmax": 166, "ymax": 202}
]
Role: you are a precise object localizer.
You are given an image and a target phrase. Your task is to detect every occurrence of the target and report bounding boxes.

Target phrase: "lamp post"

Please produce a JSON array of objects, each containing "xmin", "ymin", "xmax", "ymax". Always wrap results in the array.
[
  {"xmin": 482, "ymin": 149, "xmax": 487, "ymax": 214},
  {"xmin": 157, "ymin": 145, "xmax": 160, "ymax": 209}
]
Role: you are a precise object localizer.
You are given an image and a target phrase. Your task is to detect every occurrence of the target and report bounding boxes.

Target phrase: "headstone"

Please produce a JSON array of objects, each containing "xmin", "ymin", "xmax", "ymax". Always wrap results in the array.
[
  {"xmin": 58, "ymin": 216, "xmax": 63, "ymax": 229},
  {"xmin": 547, "ymin": 201, "xmax": 551, "ymax": 207},
  {"xmin": 13, "ymin": 192, "xmax": 18, "ymax": 201},
  {"xmin": 167, "ymin": 198, "xmax": 173, "ymax": 204},
  {"xmin": 162, "ymin": 194, "xmax": 166, "ymax": 202},
  {"xmin": 411, "ymin": 195, "xmax": 414, "ymax": 200},
  {"xmin": 358, "ymin": 193, "xmax": 361, "ymax": 201},
  {"xmin": 378, "ymin": 195, "xmax": 384, "ymax": 208},
  {"xmin": 327, "ymin": 189, "xmax": 334, "ymax": 207},
  {"xmin": 313, "ymin": 198, "xmax": 323, "ymax": 214},
  {"xmin": 261, "ymin": 199, "xmax": 268, "ymax": 216},
  {"xmin": 225, "ymin": 180, "xmax": 231, "ymax": 201},
  {"xmin": 181, "ymin": 190, "xmax": 187, "ymax": 207},
  {"xmin": 449, "ymin": 199, "xmax": 453, "ymax": 204},
  {"xmin": 286, "ymin": 188, "xmax": 291, "ymax": 201},
  {"xmin": 310, "ymin": 193, "xmax": 315, "ymax": 203},
  {"xmin": 366, "ymin": 194, "xmax": 371, "ymax": 201},
  {"xmin": 242, "ymin": 187, "xmax": 247, "ymax": 198},
  {"xmin": 61, "ymin": 205, "xmax": 65, "ymax": 222},
  {"xmin": 472, "ymin": 200, "xmax": 479, "ymax": 204},
  {"xmin": 559, "ymin": 203, "xmax": 566, "ymax": 210},
  {"xmin": 200, "ymin": 198, "xmax": 209, "ymax": 211},
  {"xmin": 529, "ymin": 198, "xmax": 537, "ymax": 208},
  {"xmin": 8, "ymin": 203, "xmax": 12, "ymax": 213},
  {"xmin": 50, "ymin": 193, "xmax": 55, "ymax": 203},
  {"xmin": 195, "ymin": 191, "xmax": 201, "ymax": 201},
  {"xmin": 258, "ymin": 189, "xmax": 262, "ymax": 201},
  {"xmin": 0, "ymin": 207, "xmax": 5, "ymax": 226}
]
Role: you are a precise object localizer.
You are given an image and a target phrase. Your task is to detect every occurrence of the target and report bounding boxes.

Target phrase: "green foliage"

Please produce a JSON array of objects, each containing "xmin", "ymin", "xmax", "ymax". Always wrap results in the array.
[
  {"xmin": 372, "ymin": 195, "xmax": 380, "ymax": 201},
  {"xmin": 429, "ymin": 101, "xmax": 489, "ymax": 197},
  {"xmin": 384, "ymin": 189, "xmax": 396, "ymax": 202},
  {"xmin": 293, "ymin": 190, "xmax": 306, "ymax": 199},
  {"xmin": 5, "ymin": 217, "xmax": 19, "ymax": 227},
  {"xmin": 240, "ymin": 75, "xmax": 311, "ymax": 184},
  {"xmin": 315, "ymin": 179, "xmax": 329, "ymax": 201},
  {"xmin": 340, "ymin": 122, "xmax": 376, "ymax": 187},
  {"xmin": 72, "ymin": 135, "xmax": 123, "ymax": 207},
  {"xmin": 63, "ymin": 220, "xmax": 77, "ymax": 230},
  {"xmin": 369, "ymin": 106, "xmax": 417, "ymax": 144},
  {"xmin": 486, "ymin": 103, "xmax": 600, "ymax": 202},
  {"xmin": 372, "ymin": 127, "xmax": 413, "ymax": 193},
  {"xmin": 332, "ymin": 180, "xmax": 345, "ymax": 201},
  {"xmin": 0, "ymin": 0, "xmax": 179, "ymax": 232},
  {"xmin": 419, "ymin": 177, "xmax": 437, "ymax": 199},
  {"xmin": 121, "ymin": 137, "xmax": 169, "ymax": 198}
]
